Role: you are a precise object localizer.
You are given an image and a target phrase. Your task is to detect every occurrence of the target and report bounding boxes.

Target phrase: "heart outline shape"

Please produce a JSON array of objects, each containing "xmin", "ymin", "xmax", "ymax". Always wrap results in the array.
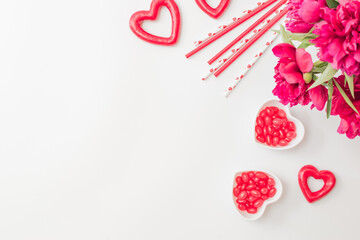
[
  {"xmin": 298, "ymin": 165, "xmax": 336, "ymax": 203},
  {"xmin": 195, "ymin": 0, "xmax": 230, "ymax": 19},
  {"xmin": 254, "ymin": 99, "xmax": 305, "ymax": 150},
  {"xmin": 129, "ymin": 0, "xmax": 180, "ymax": 45},
  {"xmin": 233, "ymin": 170, "xmax": 283, "ymax": 220}
]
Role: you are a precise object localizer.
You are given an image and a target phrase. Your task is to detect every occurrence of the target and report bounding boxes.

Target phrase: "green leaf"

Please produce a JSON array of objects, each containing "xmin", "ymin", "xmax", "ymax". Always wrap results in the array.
[
  {"xmin": 280, "ymin": 25, "xmax": 294, "ymax": 46},
  {"xmin": 334, "ymin": 79, "xmax": 359, "ymax": 114},
  {"xmin": 326, "ymin": 79, "xmax": 334, "ymax": 119},
  {"xmin": 272, "ymin": 30, "xmax": 280, "ymax": 34},
  {"xmin": 286, "ymin": 29, "xmax": 317, "ymax": 42},
  {"xmin": 326, "ymin": 0, "xmax": 339, "ymax": 8},
  {"xmin": 308, "ymin": 64, "xmax": 338, "ymax": 90},
  {"xmin": 344, "ymin": 72, "xmax": 355, "ymax": 99},
  {"xmin": 298, "ymin": 43, "xmax": 311, "ymax": 49},
  {"xmin": 326, "ymin": 98, "xmax": 332, "ymax": 119},
  {"xmin": 312, "ymin": 67, "xmax": 327, "ymax": 73},
  {"xmin": 313, "ymin": 61, "xmax": 328, "ymax": 68}
]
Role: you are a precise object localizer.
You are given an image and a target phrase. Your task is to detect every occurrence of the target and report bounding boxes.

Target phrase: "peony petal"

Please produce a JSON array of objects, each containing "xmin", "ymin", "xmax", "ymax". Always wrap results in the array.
[
  {"xmin": 337, "ymin": 118, "xmax": 350, "ymax": 134},
  {"xmin": 298, "ymin": 0, "xmax": 324, "ymax": 23},
  {"xmin": 309, "ymin": 85, "xmax": 328, "ymax": 110},
  {"xmin": 296, "ymin": 48, "xmax": 313, "ymax": 73},
  {"xmin": 272, "ymin": 43, "xmax": 296, "ymax": 60},
  {"xmin": 279, "ymin": 62, "xmax": 304, "ymax": 84},
  {"xmin": 353, "ymin": 50, "xmax": 360, "ymax": 62}
]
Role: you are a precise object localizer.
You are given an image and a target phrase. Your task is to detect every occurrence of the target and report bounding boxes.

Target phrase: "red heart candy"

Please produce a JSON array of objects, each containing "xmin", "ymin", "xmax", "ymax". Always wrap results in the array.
[
  {"xmin": 195, "ymin": 0, "xmax": 230, "ymax": 19},
  {"xmin": 298, "ymin": 165, "xmax": 336, "ymax": 203},
  {"xmin": 129, "ymin": 0, "xmax": 181, "ymax": 45}
]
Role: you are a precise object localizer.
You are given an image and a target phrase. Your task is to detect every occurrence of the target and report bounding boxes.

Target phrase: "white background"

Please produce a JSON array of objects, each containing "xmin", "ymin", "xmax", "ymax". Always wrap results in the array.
[{"xmin": 1, "ymin": 0, "xmax": 360, "ymax": 239}]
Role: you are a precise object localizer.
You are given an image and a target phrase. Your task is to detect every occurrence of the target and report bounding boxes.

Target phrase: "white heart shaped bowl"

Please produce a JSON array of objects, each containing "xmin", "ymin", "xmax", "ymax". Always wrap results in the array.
[
  {"xmin": 254, "ymin": 99, "xmax": 305, "ymax": 150},
  {"xmin": 233, "ymin": 170, "xmax": 283, "ymax": 220}
]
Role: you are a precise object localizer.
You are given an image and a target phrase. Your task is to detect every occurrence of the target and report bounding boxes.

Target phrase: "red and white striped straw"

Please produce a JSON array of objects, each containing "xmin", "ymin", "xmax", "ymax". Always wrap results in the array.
[
  {"xmin": 224, "ymin": 21, "xmax": 287, "ymax": 97},
  {"xmin": 213, "ymin": 8, "xmax": 288, "ymax": 77},
  {"xmin": 201, "ymin": 5, "xmax": 287, "ymax": 81},
  {"xmin": 208, "ymin": 0, "xmax": 287, "ymax": 65},
  {"xmin": 192, "ymin": 2, "xmax": 269, "ymax": 47},
  {"xmin": 185, "ymin": 0, "xmax": 278, "ymax": 58}
]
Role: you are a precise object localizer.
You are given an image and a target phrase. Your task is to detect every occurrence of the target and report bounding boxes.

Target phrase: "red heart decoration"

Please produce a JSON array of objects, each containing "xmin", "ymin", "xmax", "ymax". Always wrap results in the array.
[
  {"xmin": 129, "ymin": 0, "xmax": 181, "ymax": 45},
  {"xmin": 298, "ymin": 165, "xmax": 336, "ymax": 203},
  {"xmin": 195, "ymin": 0, "xmax": 230, "ymax": 19}
]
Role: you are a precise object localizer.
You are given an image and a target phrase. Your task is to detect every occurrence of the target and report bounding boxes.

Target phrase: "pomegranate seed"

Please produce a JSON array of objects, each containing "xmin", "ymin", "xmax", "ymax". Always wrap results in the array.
[
  {"xmin": 238, "ymin": 191, "xmax": 247, "ymax": 200},
  {"xmin": 267, "ymin": 125, "xmax": 274, "ymax": 135},
  {"xmin": 238, "ymin": 204, "xmax": 246, "ymax": 211},
  {"xmin": 279, "ymin": 140, "xmax": 288, "ymax": 146},
  {"xmin": 242, "ymin": 173, "xmax": 249, "ymax": 183},
  {"xmin": 255, "ymin": 172, "xmax": 268, "ymax": 179},
  {"xmin": 256, "ymin": 117, "xmax": 264, "ymax": 127},
  {"xmin": 265, "ymin": 107, "xmax": 274, "ymax": 116},
  {"xmin": 258, "ymin": 180, "xmax": 266, "ymax": 187},
  {"xmin": 247, "ymin": 207, "xmax": 258, "ymax": 214},
  {"xmin": 264, "ymin": 116, "xmax": 272, "ymax": 126},
  {"xmin": 256, "ymin": 135, "xmax": 265, "ymax": 143},
  {"xmin": 272, "ymin": 137, "xmax": 280, "ymax": 146},
  {"xmin": 255, "ymin": 126, "xmax": 263, "ymax": 135},
  {"xmin": 263, "ymin": 127, "xmax": 268, "ymax": 136},
  {"xmin": 272, "ymin": 118, "xmax": 282, "ymax": 126},
  {"xmin": 266, "ymin": 135, "xmax": 272, "ymax": 146},
  {"xmin": 246, "ymin": 184, "xmax": 256, "ymax": 190},
  {"xmin": 268, "ymin": 178, "xmax": 275, "ymax": 187},
  {"xmin": 278, "ymin": 109, "xmax": 287, "ymax": 118},
  {"xmin": 260, "ymin": 187, "xmax": 268, "ymax": 195},
  {"xmin": 236, "ymin": 199, "xmax": 246, "ymax": 204},
  {"xmin": 270, "ymin": 106, "xmax": 279, "ymax": 113},
  {"xmin": 286, "ymin": 131, "xmax": 297, "ymax": 139},
  {"xmin": 279, "ymin": 130, "xmax": 286, "ymax": 139},
  {"xmin": 233, "ymin": 188, "xmax": 240, "ymax": 197},
  {"xmin": 254, "ymin": 199, "xmax": 264, "ymax": 208},
  {"xmin": 269, "ymin": 188, "xmax": 277, "ymax": 197},
  {"xmin": 236, "ymin": 176, "xmax": 242, "ymax": 184},
  {"xmin": 250, "ymin": 190, "xmax": 261, "ymax": 198},
  {"xmin": 287, "ymin": 121, "xmax": 296, "ymax": 131},
  {"xmin": 260, "ymin": 109, "xmax": 267, "ymax": 118},
  {"xmin": 262, "ymin": 195, "xmax": 269, "ymax": 200},
  {"xmin": 247, "ymin": 195, "xmax": 257, "ymax": 203}
]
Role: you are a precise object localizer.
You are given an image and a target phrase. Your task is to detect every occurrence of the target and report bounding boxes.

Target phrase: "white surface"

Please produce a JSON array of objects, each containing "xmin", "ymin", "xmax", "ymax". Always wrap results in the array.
[{"xmin": 1, "ymin": 0, "xmax": 360, "ymax": 239}]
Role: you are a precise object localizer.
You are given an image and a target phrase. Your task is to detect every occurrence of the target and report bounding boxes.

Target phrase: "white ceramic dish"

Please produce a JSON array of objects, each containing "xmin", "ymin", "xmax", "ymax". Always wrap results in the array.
[
  {"xmin": 232, "ymin": 170, "xmax": 283, "ymax": 221},
  {"xmin": 254, "ymin": 99, "xmax": 305, "ymax": 150}
]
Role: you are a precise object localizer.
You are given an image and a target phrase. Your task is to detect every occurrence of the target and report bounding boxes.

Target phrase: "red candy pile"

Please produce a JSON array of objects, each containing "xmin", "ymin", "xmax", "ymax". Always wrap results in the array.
[
  {"xmin": 233, "ymin": 171, "xmax": 277, "ymax": 214},
  {"xmin": 255, "ymin": 106, "xmax": 297, "ymax": 147}
]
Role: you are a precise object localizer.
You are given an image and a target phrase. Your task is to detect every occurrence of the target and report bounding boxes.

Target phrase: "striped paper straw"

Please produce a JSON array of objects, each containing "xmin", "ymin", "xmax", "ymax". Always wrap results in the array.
[
  {"xmin": 224, "ymin": 25, "xmax": 284, "ymax": 97},
  {"xmin": 214, "ymin": 8, "xmax": 288, "ymax": 77},
  {"xmin": 193, "ymin": 3, "xmax": 262, "ymax": 47},
  {"xmin": 201, "ymin": 5, "xmax": 286, "ymax": 81},
  {"xmin": 186, "ymin": 0, "xmax": 278, "ymax": 58}
]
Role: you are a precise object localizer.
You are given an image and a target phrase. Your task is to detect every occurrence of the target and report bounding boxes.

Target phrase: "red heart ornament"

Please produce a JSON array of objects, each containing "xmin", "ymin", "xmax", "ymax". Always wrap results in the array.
[
  {"xmin": 298, "ymin": 165, "xmax": 336, "ymax": 203},
  {"xmin": 195, "ymin": 0, "xmax": 230, "ymax": 19},
  {"xmin": 129, "ymin": 0, "xmax": 180, "ymax": 45}
]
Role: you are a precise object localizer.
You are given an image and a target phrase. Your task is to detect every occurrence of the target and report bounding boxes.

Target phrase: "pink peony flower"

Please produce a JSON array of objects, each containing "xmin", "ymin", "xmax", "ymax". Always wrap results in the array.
[
  {"xmin": 272, "ymin": 43, "xmax": 328, "ymax": 110},
  {"xmin": 286, "ymin": 0, "xmax": 326, "ymax": 33},
  {"xmin": 331, "ymin": 75, "xmax": 360, "ymax": 139},
  {"xmin": 311, "ymin": 1, "xmax": 360, "ymax": 76}
]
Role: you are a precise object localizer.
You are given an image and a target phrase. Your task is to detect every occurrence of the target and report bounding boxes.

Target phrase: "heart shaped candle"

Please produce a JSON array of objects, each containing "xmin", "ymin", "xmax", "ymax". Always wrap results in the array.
[
  {"xmin": 233, "ymin": 170, "xmax": 282, "ymax": 220},
  {"xmin": 129, "ymin": 0, "xmax": 181, "ymax": 45},
  {"xmin": 254, "ymin": 100, "xmax": 305, "ymax": 150},
  {"xmin": 298, "ymin": 165, "xmax": 336, "ymax": 203},
  {"xmin": 195, "ymin": 0, "xmax": 230, "ymax": 19}
]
